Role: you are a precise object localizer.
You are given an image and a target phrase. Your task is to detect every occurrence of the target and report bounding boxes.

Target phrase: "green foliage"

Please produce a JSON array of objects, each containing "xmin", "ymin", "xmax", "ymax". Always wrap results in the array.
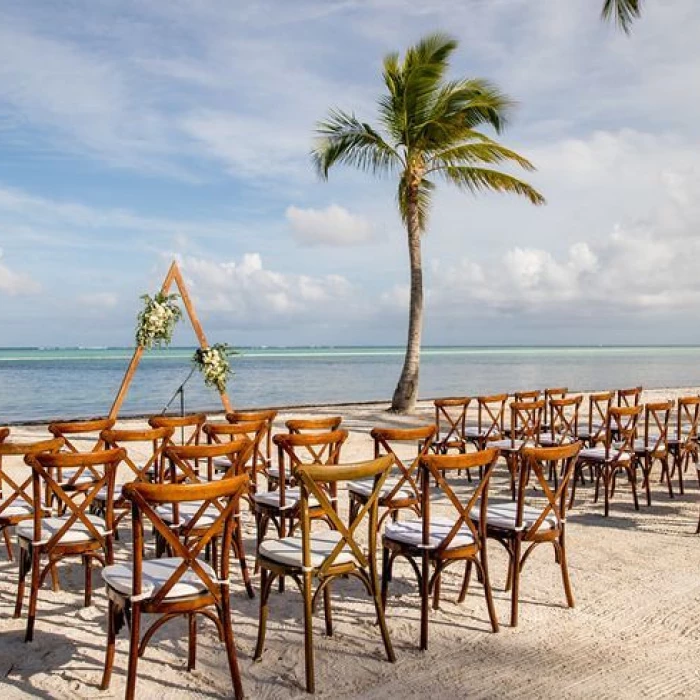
[
  {"xmin": 601, "ymin": 0, "xmax": 642, "ymax": 34},
  {"xmin": 135, "ymin": 292, "xmax": 182, "ymax": 350},
  {"xmin": 193, "ymin": 343, "xmax": 237, "ymax": 394}
]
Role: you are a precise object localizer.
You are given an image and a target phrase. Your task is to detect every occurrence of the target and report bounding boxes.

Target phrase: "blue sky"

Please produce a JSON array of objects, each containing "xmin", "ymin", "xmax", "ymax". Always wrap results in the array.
[{"xmin": 1, "ymin": 0, "xmax": 699, "ymax": 347}]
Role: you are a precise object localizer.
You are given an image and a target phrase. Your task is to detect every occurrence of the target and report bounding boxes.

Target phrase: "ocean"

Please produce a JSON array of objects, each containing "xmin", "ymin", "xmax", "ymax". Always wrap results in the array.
[{"xmin": 1, "ymin": 346, "xmax": 700, "ymax": 424}]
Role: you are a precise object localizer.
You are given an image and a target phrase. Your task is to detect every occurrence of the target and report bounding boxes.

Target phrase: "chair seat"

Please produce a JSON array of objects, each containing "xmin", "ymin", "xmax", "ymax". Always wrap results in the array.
[
  {"xmin": 16, "ymin": 514, "xmax": 108, "ymax": 545},
  {"xmin": 472, "ymin": 502, "xmax": 557, "ymax": 531},
  {"xmin": 632, "ymin": 438, "xmax": 666, "ymax": 453},
  {"xmin": 579, "ymin": 447, "xmax": 630, "ymax": 462},
  {"xmin": 384, "ymin": 517, "xmax": 474, "ymax": 550},
  {"xmin": 577, "ymin": 426, "xmax": 604, "ymax": 439},
  {"xmin": 464, "ymin": 427, "xmax": 496, "ymax": 439},
  {"xmin": 348, "ymin": 477, "xmax": 415, "ymax": 502},
  {"xmin": 258, "ymin": 530, "xmax": 354, "ymax": 569},
  {"xmin": 55, "ymin": 468, "xmax": 95, "ymax": 486},
  {"xmin": 102, "ymin": 556, "xmax": 217, "ymax": 600},
  {"xmin": 264, "ymin": 465, "xmax": 292, "ymax": 482},
  {"xmin": 0, "ymin": 501, "xmax": 34, "ymax": 519},
  {"xmin": 489, "ymin": 438, "xmax": 526, "ymax": 452},
  {"xmin": 253, "ymin": 488, "xmax": 319, "ymax": 510},
  {"xmin": 539, "ymin": 435, "xmax": 576, "ymax": 447},
  {"xmin": 155, "ymin": 502, "xmax": 223, "ymax": 527}
]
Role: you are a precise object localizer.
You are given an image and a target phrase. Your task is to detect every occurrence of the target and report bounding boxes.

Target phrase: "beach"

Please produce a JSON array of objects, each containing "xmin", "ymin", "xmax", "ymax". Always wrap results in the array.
[{"xmin": 1, "ymin": 389, "xmax": 699, "ymax": 699}]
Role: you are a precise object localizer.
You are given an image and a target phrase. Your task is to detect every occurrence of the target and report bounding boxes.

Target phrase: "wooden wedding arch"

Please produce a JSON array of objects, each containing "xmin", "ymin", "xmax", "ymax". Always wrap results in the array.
[{"xmin": 108, "ymin": 261, "xmax": 233, "ymax": 419}]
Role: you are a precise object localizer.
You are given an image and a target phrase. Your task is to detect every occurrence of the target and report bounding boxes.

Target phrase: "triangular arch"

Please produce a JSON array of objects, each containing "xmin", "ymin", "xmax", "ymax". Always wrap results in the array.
[{"xmin": 109, "ymin": 261, "xmax": 232, "ymax": 419}]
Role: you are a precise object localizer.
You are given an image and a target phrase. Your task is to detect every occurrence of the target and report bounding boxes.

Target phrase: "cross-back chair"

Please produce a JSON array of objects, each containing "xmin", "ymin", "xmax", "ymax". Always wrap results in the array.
[
  {"xmin": 226, "ymin": 408, "xmax": 278, "ymax": 477},
  {"xmin": 348, "ymin": 424, "xmax": 436, "ymax": 532},
  {"xmin": 472, "ymin": 442, "xmax": 580, "ymax": 627},
  {"xmin": 285, "ymin": 416, "xmax": 343, "ymax": 434},
  {"xmin": 573, "ymin": 405, "xmax": 642, "ymax": 516},
  {"xmin": 540, "ymin": 395, "xmax": 582, "ymax": 486},
  {"xmin": 576, "ymin": 391, "xmax": 613, "ymax": 446},
  {"xmin": 617, "ymin": 386, "xmax": 643, "ymax": 407},
  {"xmin": 148, "ymin": 413, "xmax": 207, "ymax": 482},
  {"xmin": 514, "ymin": 390, "xmax": 541, "ymax": 402},
  {"xmin": 96, "ymin": 426, "xmax": 174, "ymax": 530},
  {"xmin": 0, "ymin": 437, "xmax": 64, "ymax": 560},
  {"xmin": 48, "ymin": 417, "xmax": 116, "ymax": 490},
  {"xmin": 253, "ymin": 430, "xmax": 348, "ymax": 563},
  {"xmin": 667, "ymin": 396, "xmax": 700, "ymax": 496},
  {"xmin": 101, "ymin": 474, "xmax": 249, "ymax": 700},
  {"xmin": 632, "ymin": 401, "xmax": 672, "ymax": 506},
  {"xmin": 432, "ymin": 397, "xmax": 470, "ymax": 455},
  {"xmin": 254, "ymin": 455, "xmax": 395, "ymax": 694},
  {"xmin": 543, "ymin": 386, "xmax": 568, "ymax": 430},
  {"xmin": 159, "ymin": 440, "xmax": 255, "ymax": 598},
  {"xmin": 382, "ymin": 448, "xmax": 500, "ymax": 649},
  {"xmin": 15, "ymin": 447, "xmax": 125, "ymax": 641},
  {"xmin": 464, "ymin": 394, "xmax": 507, "ymax": 450}
]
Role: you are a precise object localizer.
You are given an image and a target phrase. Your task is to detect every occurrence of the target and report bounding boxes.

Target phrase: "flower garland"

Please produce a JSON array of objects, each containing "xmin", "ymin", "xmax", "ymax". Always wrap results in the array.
[
  {"xmin": 193, "ymin": 343, "xmax": 235, "ymax": 393},
  {"xmin": 135, "ymin": 292, "xmax": 183, "ymax": 349}
]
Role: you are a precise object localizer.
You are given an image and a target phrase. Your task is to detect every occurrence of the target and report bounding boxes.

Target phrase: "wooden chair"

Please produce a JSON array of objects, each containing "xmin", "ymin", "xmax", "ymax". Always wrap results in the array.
[
  {"xmin": 667, "ymin": 396, "xmax": 700, "ymax": 496},
  {"xmin": 254, "ymin": 455, "xmax": 395, "ymax": 693},
  {"xmin": 632, "ymin": 401, "xmax": 672, "ymax": 506},
  {"xmin": 101, "ymin": 474, "xmax": 249, "ymax": 700},
  {"xmin": 159, "ymin": 440, "xmax": 255, "ymax": 598},
  {"xmin": 573, "ymin": 405, "xmax": 642, "ymax": 516},
  {"xmin": 285, "ymin": 416, "xmax": 343, "ymax": 433},
  {"xmin": 540, "ymin": 395, "xmax": 582, "ymax": 486},
  {"xmin": 514, "ymin": 390, "xmax": 541, "ymax": 402},
  {"xmin": 472, "ymin": 442, "xmax": 580, "ymax": 627},
  {"xmin": 0, "ymin": 437, "xmax": 64, "ymax": 560},
  {"xmin": 382, "ymin": 448, "xmax": 500, "ymax": 649},
  {"xmin": 253, "ymin": 430, "xmax": 348, "ymax": 559},
  {"xmin": 15, "ymin": 447, "xmax": 125, "ymax": 641},
  {"xmin": 576, "ymin": 391, "xmax": 613, "ymax": 446},
  {"xmin": 0, "ymin": 427, "xmax": 9, "ymax": 443},
  {"xmin": 226, "ymin": 408, "xmax": 278, "ymax": 474},
  {"xmin": 432, "ymin": 397, "xmax": 470, "ymax": 454},
  {"xmin": 617, "ymin": 386, "xmax": 643, "ymax": 407},
  {"xmin": 464, "ymin": 394, "xmax": 507, "ymax": 450},
  {"xmin": 348, "ymin": 424, "xmax": 436, "ymax": 531},
  {"xmin": 97, "ymin": 427, "xmax": 174, "ymax": 530},
  {"xmin": 489, "ymin": 400, "xmax": 544, "ymax": 499},
  {"xmin": 48, "ymin": 417, "xmax": 116, "ymax": 489},
  {"xmin": 543, "ymin": 387, "xmax": 568, "ymax": 430},
  {"xmin": 147, "ymin": 413, "xmax": 207, "ymax": 482}
]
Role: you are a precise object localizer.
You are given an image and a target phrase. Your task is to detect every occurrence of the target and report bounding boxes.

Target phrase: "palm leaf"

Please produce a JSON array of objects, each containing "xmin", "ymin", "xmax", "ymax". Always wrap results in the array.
[
  {"xmin": 601, "ymin": 0, "xmax": 642, "ymax": 34},
  {"xmin": 440, "ymin": 166, "xmax": 545, "ymax": 206}
]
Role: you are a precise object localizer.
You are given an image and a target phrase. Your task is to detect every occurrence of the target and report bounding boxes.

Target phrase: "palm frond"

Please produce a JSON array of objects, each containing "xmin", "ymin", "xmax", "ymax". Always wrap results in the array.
[
  {"xmin": 440, "ymin": 166, "xmax": 545, "ymax": 206},
  {"xmin": 428, "ymin": 139, "xmax": 536, "ymax": 173},
  {"xmin": 601, "ymin": 0, "xmax": 642, "ymax": 34},
  {"xmin": 312, "ymin": 110, "xmax": 402, "ymax": 179}
]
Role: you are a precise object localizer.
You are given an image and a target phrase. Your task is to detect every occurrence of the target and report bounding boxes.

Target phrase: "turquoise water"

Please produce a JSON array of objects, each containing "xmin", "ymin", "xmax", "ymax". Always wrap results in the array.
[{"xmin": 1, "ymin": 346, "xmax": 699, "ymax": 423}]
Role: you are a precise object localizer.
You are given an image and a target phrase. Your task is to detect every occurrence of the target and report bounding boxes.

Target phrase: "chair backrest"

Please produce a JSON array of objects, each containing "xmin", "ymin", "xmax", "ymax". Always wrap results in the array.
[
  {"xmin": 518, "ymin": 442, "xmax": 581, "ymax": 540},
  {"xmin": 433, "ymin": 397, "xmax": 470, "ymax": 447},
  {"xmin": 419, "ymin": 448, "xmax": 499, "ymax": 554},
  {"xmin": 123, "ymin": 474, "xmax": 249, "ymax": 606},
  {"xmin": 226, "ymin": 408, "xmax": 278, "ymax": 468},
  {"xmin": 514, "ymin": 390, "xmax": 541, "ymax": 402},
  {"xmin": 509, "ymin": 400, "xmax": 544, "ymax": 446},
  {"xmin": 273, "ymin": 429, "xmax": 348, "ymax": 510},
  {"xmin": 475, "ymin": 394, "xmax": 508, "ymax": 439},
  {"xmin": 604, "ymin": 405, "xmax": 642, "ymax": 460},
  {"xmin": 285, "ymin": 416, "xmax": 343, "ymax": 433},
  {"xmin": 164, "ymin": 439, "xmax": 253, "ymax": 486},
  {"xmin": 544, "ymin": 387, "xmax": 568, "ymax": 426},
  {"xmin": 586, "ymin": 391, "xmax": 614, "ymax": 442},
  {"xmin": 296, "ymin": 455, "xmax": 394, "ymax": 575},
  {"xmin": 48, "ymin": 417, "xmax": 115, "ymax": 453},
  {"xmin": 204, "ymin": 420, "xmax": 266, "ymax": 482},
  {"xmin": 676, "ymin": 396, "xmax": 700, "ymax": 444},
  {"xmin": 25, "ymin": 448, "xmax": 125, "ymax": 549},
  {"xmin": 549, "ymin": 395, "xmax": 582, "ymax": 445},
  {"xmin": 0, "ymin": 428, "xmax": 9, "ymax": 444},
  {"xmin": 148, "ymin": 413, "xmax": 206, "ymax": 447},
  {"xmin": 641, "ymin": 401, "xmax": 672, "ymax": 454},
  {"xmin": 100, "ymin": 426, "xmax": 174, "ymax": 485},
  {"xmin": 0, "ymin": 437, "xmax": 65, "ymax": 519},
  {"xmin": 617, "ymin": 386, "xmax": 643, "ymax": 407},
  {"xmin": 371, "ymin": 425, "xmax": 437, "ymax": 503}
]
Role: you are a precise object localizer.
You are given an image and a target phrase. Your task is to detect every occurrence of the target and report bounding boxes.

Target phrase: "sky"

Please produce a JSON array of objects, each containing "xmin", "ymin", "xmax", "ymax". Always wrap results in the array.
[{"xmin": 1, "ymin": 0, "xmax": 699, "ymax": 347}]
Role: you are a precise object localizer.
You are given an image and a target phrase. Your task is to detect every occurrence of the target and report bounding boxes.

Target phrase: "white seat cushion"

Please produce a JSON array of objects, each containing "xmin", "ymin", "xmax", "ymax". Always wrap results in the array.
[
  {"xmin": 489, "ymin": 438, "xmax": 526, "ymax": 451},
  {"xmin": 384, "ymin": 517, "xmax": 474, "ymax": 550},
  {"xmin": 348, "ymin": 476, "xmax": 414, "ymax": 501},
  {"xmin": 258, "ymin": 530, "xmax": 354, "ymax": 569},
  {"xmin": 577, "ymin": 425, "xmax": 604, "ymax": 438},
  {"xmin": 0, "ymin": 501, "xmax": 34, "ymax": 518},
  {"xmin": 102, "ymin": 556, "xmax": 217, "ymax": 600},
  {"xmin": 56, "ymin": 468, "xmax": 96, "ymax": 486},
  {"xmin": 579, "ymin": 446, "xmax": 630, "ymax": 462},
  {"xmin": 538, "ymin": 435, "xmax": 576, "ymax": 447},
  {"xmin": 16, "ymin": 514, "xmax": 108, "ymax": 544},
  {"xmin": 472, "ymin": 502, "xmax": 557, "ymax": 531},
  {"xmin": 253, "ymin": 488, "xmax": 318, "ymax": 510},
  {"xmin": 464, "ymin": 427, "xmax": 493, "ymax": 438},
  {"xmin": 155, "ymin": 501, "xmax": 223, "ymax": 527},
  {"xmin": 632, "ymin": 438, "xmax": 665, "ymax": 452},
  {"xmin": 264, "ymin": 465, "xmax": 292, "ymax": 482}
]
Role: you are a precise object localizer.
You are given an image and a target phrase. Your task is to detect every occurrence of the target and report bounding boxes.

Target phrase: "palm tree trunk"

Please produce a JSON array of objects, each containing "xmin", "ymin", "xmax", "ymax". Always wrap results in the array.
[{"xmin": 391, "ymin": 186, "xmax": 423, "ymax": 413}]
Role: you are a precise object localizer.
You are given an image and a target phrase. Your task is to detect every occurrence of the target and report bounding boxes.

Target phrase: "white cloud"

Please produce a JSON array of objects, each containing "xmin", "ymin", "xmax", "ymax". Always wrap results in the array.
[
  {"xmin": 286, "ymin": 204, "xmax": 372, "ymax": 246},
  {"xmin": 76, "ymin": 292, "xmax": 119, "ymax": 309},
  {"xmin": 0, "ymin": 249, "xmax": 41, "ymax": 296}
]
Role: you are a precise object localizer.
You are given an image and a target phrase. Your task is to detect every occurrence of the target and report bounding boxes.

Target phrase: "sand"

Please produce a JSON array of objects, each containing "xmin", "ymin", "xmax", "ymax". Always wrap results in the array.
[{"xmin": 1, "ymin": 388, "xmax": 699, "ymax": 699}]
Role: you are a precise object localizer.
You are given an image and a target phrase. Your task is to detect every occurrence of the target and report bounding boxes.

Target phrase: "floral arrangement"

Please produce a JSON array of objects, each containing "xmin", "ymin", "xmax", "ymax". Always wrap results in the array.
[
  {"xmin": 135, "ymin": 292, "xmax": 183, "ymax": 349},
  {"xmin": 193, "ymin": 343, "xmax": 235, "ymax": 393}
]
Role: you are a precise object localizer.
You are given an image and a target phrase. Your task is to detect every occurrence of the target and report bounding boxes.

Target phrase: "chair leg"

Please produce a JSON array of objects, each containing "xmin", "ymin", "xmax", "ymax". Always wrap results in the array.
[
  {"xmin": 3, "ymin": 527, "xmax": 13, "ymax": 561},
  {"xmin": 431, "ymin": 568, "xmax": 442, "ymax": 611},
  {"xmin": 187, "ymin": 613, "xmax": 197, "ymax": 671},
  {"xmin": 381, "ymin": 546, "xmax": 390, "ymax": 607},
  {"xmin": 220, "ymin": 588, "xmax": 245, "ymax": 699},
  {"xmin": 458, "ymin": 561, "xmax": 472, "ymax": 604},
  {"xmin": 510, "ymin": 537, "xmax": 522, "ymax": 628},
  {"xmin": 14, "ymin": 546, "xmax": 29, "ymax": 618},
  {"xmin": 125, "ymin": 603, "xmax": 141, "ymax": 700},
  {"xmin": 368, "ymin": 560, "xmax": 395, "ymax": 663},
  {"xmin": 25, "ymin": 549, "xmax": 41, "ymax": 642},
  {"xmin": 557, "ymin": 537, "xmax": 575, "ymax": 609},
  {"xmin": 629, "ymin": 465, "xmax": 639, "ymax": 512},
  {"xmin": 302, "ymin": 570, "xmax": 315, "ymax": 694},
  {"xmin": 420, "ymin": 550, "xmax": 430, "ymax": 651},
  {"xmin": 322, "ymin": 581, "xmax": 333, "ymax": 636},
  {"xmin": 101, "ymin": 598, "xmax": 117, "ymax": 690},
  {"xmin": 254, "ymin": 567, "xmax": 271, "ymax": 661},
  {"xmin": 479, "ymin": 548, "xmax": 499, "ymax": 633},
  {"xmin": 83, "ymin": 555, "xmax": 93, "ymax": 607},
  {"xmin": 234, "ymin": 524, "xmax": 254, "ymax": 599}
]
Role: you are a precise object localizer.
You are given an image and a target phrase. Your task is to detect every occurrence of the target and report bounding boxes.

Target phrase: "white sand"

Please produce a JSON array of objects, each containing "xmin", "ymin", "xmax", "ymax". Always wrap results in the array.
[{"xmin": 1, "ymin": 389, "xmax": 699, "ymax": 698}]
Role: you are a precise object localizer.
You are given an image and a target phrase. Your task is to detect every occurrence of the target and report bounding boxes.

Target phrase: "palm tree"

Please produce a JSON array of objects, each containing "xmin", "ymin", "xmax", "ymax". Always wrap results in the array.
[
  {"xmin": 312, "ymin": 33, "xmax": 544, "ymax": 413},
  {"xmin": 601, "ymin": 0, "xmax": 642, "ymax": 33}
]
